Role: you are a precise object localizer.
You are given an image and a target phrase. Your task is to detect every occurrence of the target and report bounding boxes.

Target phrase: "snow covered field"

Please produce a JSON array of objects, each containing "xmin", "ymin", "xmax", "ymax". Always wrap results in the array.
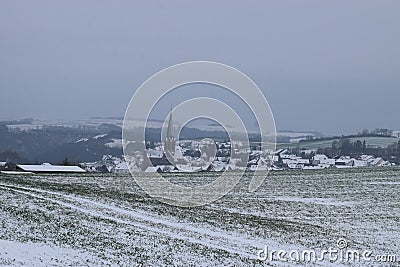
[{"xmin": 0, "ymin": 168, "xmax": 399, "ymax": 266}]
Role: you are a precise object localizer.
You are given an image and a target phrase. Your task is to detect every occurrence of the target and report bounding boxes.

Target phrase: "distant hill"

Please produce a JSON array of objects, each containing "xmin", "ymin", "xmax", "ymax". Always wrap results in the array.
[
  {"xmin": 0, "ymin": 121, "xmax": 240, "ymax": 163},
  {"xmin": 1, "ymin": 118, "xmax": 397, "ymax": 164},
  {"xmin": 278, "ymin": 130, "xmax": 325, "ymax": 138},
  {"xmin": 0, "ymin": 124, "xmax": 122, "ymax": 164},
  {"xmin": 277, "ymin": 135, "xmax": 399, "ymax": 150}
]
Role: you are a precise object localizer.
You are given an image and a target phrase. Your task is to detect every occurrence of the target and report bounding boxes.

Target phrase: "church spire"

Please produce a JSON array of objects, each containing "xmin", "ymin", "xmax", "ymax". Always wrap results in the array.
[
  {"xmin": 166, "ymin": 111, "xmax": 173, "ymax": 138},
  {"xmin": 164, "ymin": 110, "xmax": 176, "ymax": 159}
]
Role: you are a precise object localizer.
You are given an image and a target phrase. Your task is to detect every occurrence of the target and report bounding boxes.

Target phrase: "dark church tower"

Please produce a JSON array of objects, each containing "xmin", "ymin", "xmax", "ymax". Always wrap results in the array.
[{"xmin": 164, "ymin": 112, "xmax": 176, "ymax": 157}]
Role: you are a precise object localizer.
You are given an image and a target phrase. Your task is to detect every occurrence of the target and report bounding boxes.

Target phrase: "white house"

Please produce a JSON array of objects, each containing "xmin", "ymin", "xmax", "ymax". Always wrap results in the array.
[
  {"xmin": 313, "ymin": 154, "xmax": 335, "ymax": 166},
  {"xmin": 113, "ymin": 162, "xmax": 129, "ymax": 173}
]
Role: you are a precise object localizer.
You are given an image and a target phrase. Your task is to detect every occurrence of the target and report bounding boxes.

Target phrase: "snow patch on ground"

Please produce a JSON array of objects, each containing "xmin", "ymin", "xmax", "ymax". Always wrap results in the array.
[
  {"xmin": 274, "ymin": 196, "xmax": 354, "ymax": 207},
  {"xmin": 104, "ymin": 138, "xmax": 122, "ymax": 148},
  {"xmin": 366, "ymin": 181, "xmax": 400, "ymax": 185},
  {"xmin": 0, "ymin": 240, "xmax": 92, "ymax": 266},
  {"xmin": 93, "ymin": 134, "xmax": 108, "ymax": 139},
  {"xmin": 75, "ymin": 138, "xmax": 88, "ymax": 143}
]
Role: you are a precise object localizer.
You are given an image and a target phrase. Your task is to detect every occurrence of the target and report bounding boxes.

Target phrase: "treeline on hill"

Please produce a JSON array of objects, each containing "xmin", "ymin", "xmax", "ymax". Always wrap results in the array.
[
  {"xmin": 290, "ymin": 138, "xmax": 400, "ymax": 164},
  {"xmin": 0, "ymin": 118, "xmax": 34, "ymax": 126},
  {"xmin": 0, "ymin": 124, "xmax": 122, "ymax": 164},
  {"xmin": 299, "ymin": 128, "xmax": 397, "ymax": 143}
]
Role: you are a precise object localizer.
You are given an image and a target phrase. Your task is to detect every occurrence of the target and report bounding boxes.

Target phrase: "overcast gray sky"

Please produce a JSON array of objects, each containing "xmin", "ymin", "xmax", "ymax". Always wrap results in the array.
[{"xmin": 0, "ymin": 0, "xmax": 399, "ymax": 135}]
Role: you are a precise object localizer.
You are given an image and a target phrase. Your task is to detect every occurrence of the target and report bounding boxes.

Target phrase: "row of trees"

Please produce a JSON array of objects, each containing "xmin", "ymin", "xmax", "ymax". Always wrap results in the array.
[
  {"xmin": 328, "ymin": 139, "xmax": 367, "ymax": 156},
  {"xmin": 0, "ymin": 150, "xmax": 25, "ymax": 164},
  {"xmin": 359, "ymin": 128, "xmax": 394, "ymax": 137}
]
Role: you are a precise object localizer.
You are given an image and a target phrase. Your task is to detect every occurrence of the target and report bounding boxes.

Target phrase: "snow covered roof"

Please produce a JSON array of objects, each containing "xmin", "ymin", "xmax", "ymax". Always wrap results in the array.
[
  {"xmin": 17, "ymin": 164, "xmax": 86, "ymax": 173},
  {"xmin": 371, "ymin": 158, "xmax": 385, "ymax": 166},
  {"xmin": 174, "ymin": 165, "xmax": 202, "ymax": 172},
  {"xmin": 313, "ymin": 154, "xmax": 328, "ymax": 161},
  {"xmin": 114, "ymin": 162, "xmax": 128, "ymax": 170},
  {"xmin": 297, "ymin": 159, "xmax": 310, "ymax": 164},
  {"xmin": 275, "ymin": 149, "xmax": 287, "ymax": 155},
  {"xmin": 144, "ymin": 166, "xmax": 160, "ymax": 172},
  {"xmin": 280, "ymin": 154, "xmax": 298, "ymax": 159},
  {"xmin": 212, "ymin": 164, "xmax": 227, "ymax": 172}
]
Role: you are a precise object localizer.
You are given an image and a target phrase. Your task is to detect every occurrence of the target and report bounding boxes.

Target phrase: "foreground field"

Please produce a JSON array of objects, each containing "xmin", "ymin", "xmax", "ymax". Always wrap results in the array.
[{"xmin": 0, "ymin": 168, "xmax": 399, "ymax": 266}]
